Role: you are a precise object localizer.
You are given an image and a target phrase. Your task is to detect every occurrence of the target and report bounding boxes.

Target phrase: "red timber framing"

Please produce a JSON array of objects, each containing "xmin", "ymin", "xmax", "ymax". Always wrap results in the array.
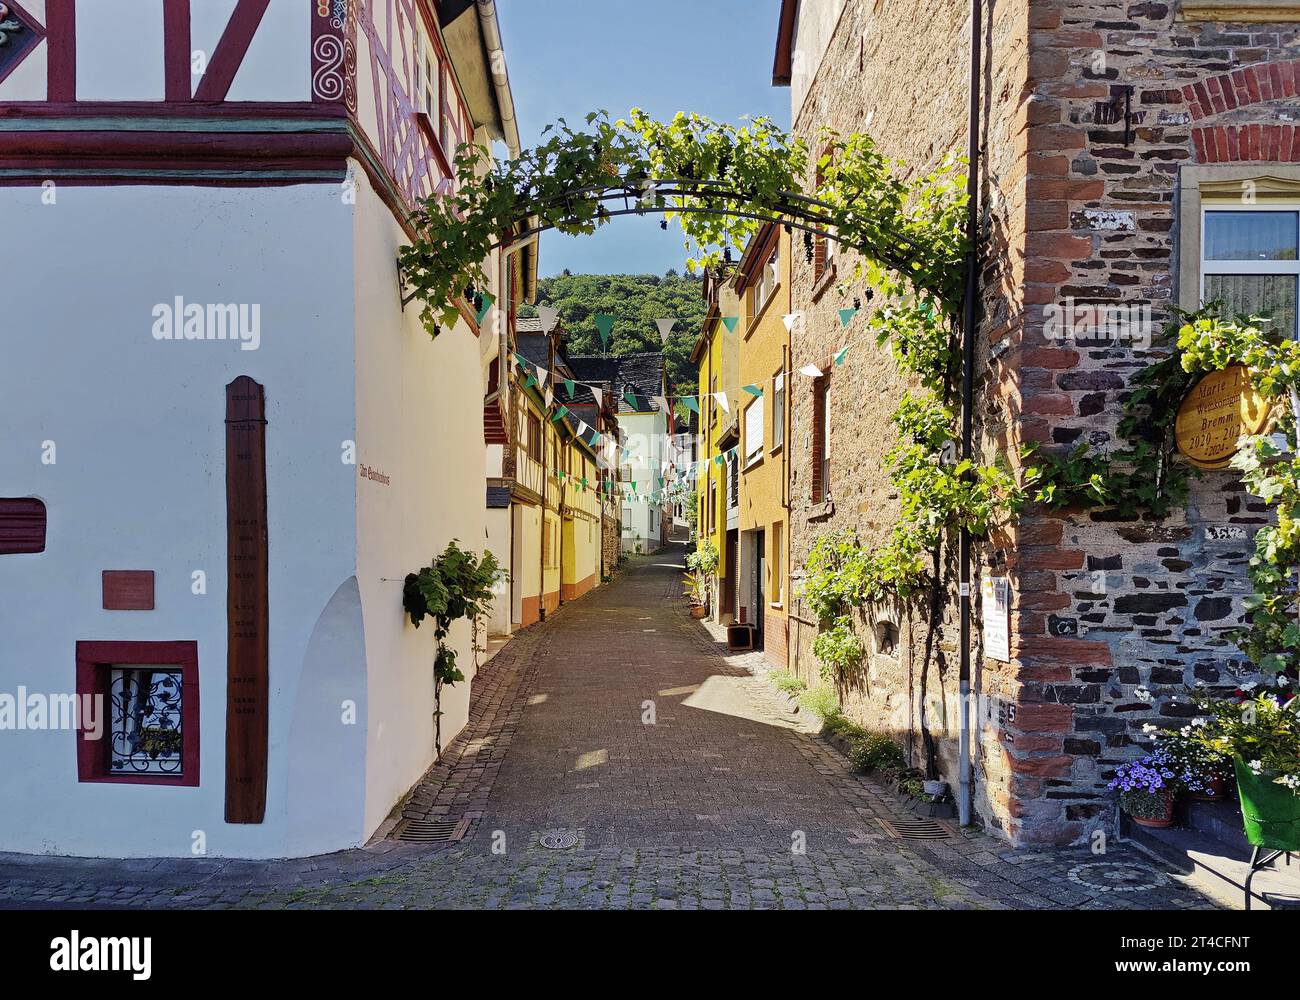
[{"xmin": 0, "ymin": 1, "xmax": 482, "ymax": 325}]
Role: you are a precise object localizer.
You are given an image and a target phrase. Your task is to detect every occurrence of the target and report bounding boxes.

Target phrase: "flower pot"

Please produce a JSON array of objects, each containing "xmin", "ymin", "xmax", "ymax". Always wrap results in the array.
[
  {"xmin": 1189, "ymin": 775, "xmax": 1228, "ymax": 802},
  {"xmin": 1234, "ymin": 757, "xmax": 1300, "ymax": 851},
  {"xmin": 689, "ymin": 605, "xmax": 708, "ymax": 619},
  {"xmin": 1123, "ymin": 791, "xmax": 1176, "ymax": 828}
]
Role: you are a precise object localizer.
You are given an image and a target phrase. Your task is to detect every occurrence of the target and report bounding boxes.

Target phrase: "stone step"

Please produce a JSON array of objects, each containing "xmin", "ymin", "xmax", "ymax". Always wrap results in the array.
[{"xmin": 1124, "ymin": 813, "xmax": 1300, "ymax": 911}]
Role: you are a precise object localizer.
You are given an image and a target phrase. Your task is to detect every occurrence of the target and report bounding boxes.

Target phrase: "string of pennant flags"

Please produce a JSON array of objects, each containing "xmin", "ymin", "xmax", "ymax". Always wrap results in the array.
[
  {"xmin": 530, "ymin": 300, "xmax": 867, "ymax": 350},
  {"xmin": 514, "ymin": 339, "xmax": 851, "ymax": 417},
  {"xmin": 511, "ymin": 301, "xmax": 863, "ymax": 507}
]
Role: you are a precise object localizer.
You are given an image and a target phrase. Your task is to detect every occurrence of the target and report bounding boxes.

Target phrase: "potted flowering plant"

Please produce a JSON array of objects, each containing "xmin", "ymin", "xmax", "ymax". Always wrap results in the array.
[
  {"xmin": 684, "ymin": 540, "xmax": 719, "ymax": 619},
  {"xmin": 1108, "ymin": 749, "xmax": 1188, "ymax": 828},
  {"xmin": 1153, "ymin": 725, "xmax": 1231, "ymax": 801},
  {"xmin": 1187, "ymin": 691, "xmax": 1300, "ymax": 851}
]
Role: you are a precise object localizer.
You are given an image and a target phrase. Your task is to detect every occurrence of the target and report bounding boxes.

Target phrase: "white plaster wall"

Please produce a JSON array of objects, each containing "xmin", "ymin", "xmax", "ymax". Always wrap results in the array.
[
  {"xmin": 484, "ymin": 507, "xmax": 511, "ymax": 636},
  {"xmin": 0, "ymin": 183, "xmax": 359, "ymax": 858},
  {"xmin": 620, "ymin": 411, "xmax": 667, "ymax": 552},
  {"xmin": 351, "ymin": 166, "xmax": 492, "ymax": 838},
  {"xmin": 225, "ymin": 0, "xmax": 310, "ymax": 103},
  {"xmin": 76, "ymin": 1, "xmax": 166, "ymax": 101}
]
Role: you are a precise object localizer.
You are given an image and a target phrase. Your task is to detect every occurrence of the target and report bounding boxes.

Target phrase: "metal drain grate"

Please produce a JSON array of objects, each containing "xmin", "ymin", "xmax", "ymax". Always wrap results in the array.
[
  {"xmin": 539, "ymin": 830, "xmax": 579, "ymax": 850},
  {"xmin": 395, "ymin": 816, "xmax": 470, "ymax": 843},
  {"xmin": 876, "ymin": 816, "xmax": 952, "ymax": 840}
]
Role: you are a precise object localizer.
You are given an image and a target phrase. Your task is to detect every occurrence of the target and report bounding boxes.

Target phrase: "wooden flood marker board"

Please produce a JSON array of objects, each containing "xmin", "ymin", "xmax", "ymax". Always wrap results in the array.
[{"xmin": 225, "ymin": 376, "xmax": 269, "ymax": 823}]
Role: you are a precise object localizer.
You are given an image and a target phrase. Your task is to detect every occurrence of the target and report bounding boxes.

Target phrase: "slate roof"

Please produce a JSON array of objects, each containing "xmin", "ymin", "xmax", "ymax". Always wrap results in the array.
[{"xmin": 568, "ymin": 353, "xmax": 666, "ymax": 413}]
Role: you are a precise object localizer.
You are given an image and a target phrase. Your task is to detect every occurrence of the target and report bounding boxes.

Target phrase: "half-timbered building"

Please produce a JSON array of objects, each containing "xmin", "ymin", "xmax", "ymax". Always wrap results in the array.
[{"xmin": 0, "ymin": 0, "xmax": 531, "ymax": 858}]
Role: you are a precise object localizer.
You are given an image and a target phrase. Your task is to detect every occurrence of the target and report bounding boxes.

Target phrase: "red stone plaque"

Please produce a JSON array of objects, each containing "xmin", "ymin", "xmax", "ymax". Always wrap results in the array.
[
  {"xmin": 102, "ymin": 570, "xmax": 155, "ymax": 610},
  {"xmin": 225, "ymin": 376, "xmax": 269, "ymax": 823}
]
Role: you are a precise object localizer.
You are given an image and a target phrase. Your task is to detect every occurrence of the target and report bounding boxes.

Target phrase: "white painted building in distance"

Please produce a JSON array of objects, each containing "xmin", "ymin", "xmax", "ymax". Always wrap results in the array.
[
  {"xmin": 0, "ymin": 1, "xmax": 532, "ymax": 858},
  {"xmin": 567, "ymin": 354, "xmax": 674, "ymax": 555}
]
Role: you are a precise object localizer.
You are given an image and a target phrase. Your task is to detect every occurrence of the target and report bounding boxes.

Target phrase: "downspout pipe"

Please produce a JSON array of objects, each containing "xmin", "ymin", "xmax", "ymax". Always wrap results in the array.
[
  {"xmin": 475, "ymin": 0, "xmax": 521, "ymax": 158},
  {"xmin": 958, "ymin": 0, "xmax": 983, "ymax": 829}
]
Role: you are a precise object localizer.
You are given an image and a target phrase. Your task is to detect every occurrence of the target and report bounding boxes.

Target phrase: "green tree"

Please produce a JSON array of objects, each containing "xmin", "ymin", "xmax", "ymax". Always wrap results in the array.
[{"xmin": 521, "ymin": 270, "xmax": 708, "ymax": 397}]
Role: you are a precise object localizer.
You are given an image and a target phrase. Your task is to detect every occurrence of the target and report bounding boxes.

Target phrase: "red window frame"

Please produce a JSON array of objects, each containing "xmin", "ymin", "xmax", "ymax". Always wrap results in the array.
[{"xmin": 75, "ymin": 640, "xmax": 201, "ymax": 787}]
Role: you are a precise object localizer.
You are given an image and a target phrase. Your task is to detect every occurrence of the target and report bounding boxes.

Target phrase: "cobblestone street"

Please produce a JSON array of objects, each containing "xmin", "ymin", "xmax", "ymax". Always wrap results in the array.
[{"xmin": 0, "ymin": 550, "xmax": 1214, "ymax": 910}]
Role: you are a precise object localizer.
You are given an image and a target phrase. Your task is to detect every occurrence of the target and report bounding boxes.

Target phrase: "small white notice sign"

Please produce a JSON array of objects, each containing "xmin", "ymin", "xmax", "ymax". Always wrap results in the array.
[{"xmin": 982, "ymin": 577, "xmax": 1010, "ymax": 661}]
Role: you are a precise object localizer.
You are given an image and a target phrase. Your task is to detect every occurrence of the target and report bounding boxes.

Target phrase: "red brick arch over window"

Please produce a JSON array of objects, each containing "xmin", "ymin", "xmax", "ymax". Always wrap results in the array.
[{"xmin": 1181, "ymin": 59, "xmax": 1300, "ymax": 164}]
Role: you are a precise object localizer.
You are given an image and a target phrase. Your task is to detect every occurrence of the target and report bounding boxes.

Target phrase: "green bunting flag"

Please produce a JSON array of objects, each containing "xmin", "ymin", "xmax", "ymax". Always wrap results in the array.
[
  {"xmin": 714, "ymin": 454, "xmax": 724, "ymax": 467},
  {"xmin": 721, "ymin": 316, "xmax": 739, "ymax": 333},
  {"xmin": 594, "ymin": 314, "xmax": 616, "ymax": 347},
  {"xmin": 564, "ymin": 379, "xmax": 575, "ymax": 399},
  {"xmin": 834, "ymin": 346, "xmax": 850, "ymax": 366},
  {"xmin": 514, "ymin": 351, "xmax": 528, "ymax": 369},
  {"xmin": 624, "ymin": 390, "xmax": 639, "ymax": 409},
  {"xmin": 551, "ymin": 405, "xmax": 569, "ymax": 422},
  {"xmin": 683, "ymin": 396, "xmax": 700, "ymax": 414},
  {"xmin": 838, "ymin": 307, "xmax": 858, "ymax": 328},
  {"xmin": 581, "ymin": 477, "xmax": 588, "ymax": 490},
  {"xmin": 475, "ymin": 292, "xmax": 496, "ymax": 326},
  {"xmin": 524, "ymin": 373, "xmax": 538, "ymax": 389},
  {"xmin": 742, "ymin": 384, "xmax": 763, "ymax": 397}
]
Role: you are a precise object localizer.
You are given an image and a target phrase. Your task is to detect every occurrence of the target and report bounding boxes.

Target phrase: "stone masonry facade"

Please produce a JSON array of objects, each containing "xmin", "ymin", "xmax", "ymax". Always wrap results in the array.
[{"xmin": 785, "ymin": 0, "xmax": 1299, "ymax": 845}]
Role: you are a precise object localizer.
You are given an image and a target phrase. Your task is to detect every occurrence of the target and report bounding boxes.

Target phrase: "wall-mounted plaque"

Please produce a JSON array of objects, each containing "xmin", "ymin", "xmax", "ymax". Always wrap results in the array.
[
  {"xmin": 1175, "ymin": 364, "xmax": 1272, "ymax": 470},
  {"xmin": 982, "ymin": 577, "xmax": 1011, "ymax": 662},
  {"xmin": 102, "ymin": 570, "xmax": 155, "ymax": 610},
  {"xmin": 225, "ymin": 377, "xmax": 268, "ymax": 824}
]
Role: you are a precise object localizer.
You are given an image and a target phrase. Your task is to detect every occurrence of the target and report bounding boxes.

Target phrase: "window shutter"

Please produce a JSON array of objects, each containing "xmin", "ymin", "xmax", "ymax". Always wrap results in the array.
[{"xmin": 0, "ymin": 498, "xmax": 46, "ymax": 554}]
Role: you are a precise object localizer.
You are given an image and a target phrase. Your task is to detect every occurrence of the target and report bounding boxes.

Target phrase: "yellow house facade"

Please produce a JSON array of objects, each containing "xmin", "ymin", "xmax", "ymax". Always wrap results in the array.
[
  {"xmin": 691, "ymin": 271, "xmax": 741, "ymax": 623},
  {"xmin": 733, "ymin": 224, "xmax": 791, "ymax": 666}
]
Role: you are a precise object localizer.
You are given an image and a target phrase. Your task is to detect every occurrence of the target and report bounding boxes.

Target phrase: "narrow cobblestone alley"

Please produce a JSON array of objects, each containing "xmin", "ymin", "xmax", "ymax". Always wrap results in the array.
[{"xmin": 0, "ymin": 550, "xmax": 1214, "ymax": 910}]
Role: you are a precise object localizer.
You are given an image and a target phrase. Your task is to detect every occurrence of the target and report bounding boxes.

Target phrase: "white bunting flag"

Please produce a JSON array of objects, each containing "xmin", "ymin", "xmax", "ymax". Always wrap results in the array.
[
  {"xmin": 782, "ymin": 312, "xmax": 804, "ymax": 333},
  {"xmin": 715, "ymin": 391, "xmax": 730, "ymax": 413},
  {"xmin": 654, "ymin": 395, "xmax": 670, "ymax": 415},
  {"xmin": 591, "ymin": 386, "xmax": 603, "ymax": 408},
  {"xmin": 535, "ymin": 364, "xmax": 549, "ymax": 388},
  {"xmin": 537, "ymin": 305, "xmax": 560, "ymax": 334},
  {"xmin": 544, "ymin": 386, "xmax": 554, "ymax": 407},
  {"xmin": 655, "ymin": 318, "xmax": 676, "ymax": 344},
  {"xmin": 800, "ymin": 363, "xmax": 824, "ymax": 378},
  {"xmin": 577, "ymin": 420, "xmax": 589, "ymax": 437}
]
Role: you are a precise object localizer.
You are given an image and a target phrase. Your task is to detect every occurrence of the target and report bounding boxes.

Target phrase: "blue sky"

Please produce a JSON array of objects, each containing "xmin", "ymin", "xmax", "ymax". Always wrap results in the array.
[{"xmin": 497, "ymin": 0, "xmax": 790, "ymax": 277}]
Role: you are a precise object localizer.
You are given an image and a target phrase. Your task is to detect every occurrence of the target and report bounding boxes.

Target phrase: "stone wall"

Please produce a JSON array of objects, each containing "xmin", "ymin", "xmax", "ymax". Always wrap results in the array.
[
  {"xmin": 785, "ymin": 0, "xmax": 1032, "ymax": 833},
  {"xmin": 784, "ymin": 0, "xmax": 1300, "ymax": 845},
  {"xmin": 998, "ymin": 1, "xmax": 1300, "ymax": 844}
]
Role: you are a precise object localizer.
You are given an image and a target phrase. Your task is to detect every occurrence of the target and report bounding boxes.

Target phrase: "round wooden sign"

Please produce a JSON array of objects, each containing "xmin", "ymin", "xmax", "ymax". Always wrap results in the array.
[{"xmin": 1174, "ymin": 364, "xmax": 1273, "ymax": 470}]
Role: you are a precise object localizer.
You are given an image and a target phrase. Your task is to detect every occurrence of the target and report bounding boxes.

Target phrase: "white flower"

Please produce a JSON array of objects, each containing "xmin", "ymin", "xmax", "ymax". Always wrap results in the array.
[
  {"xmin": 1194, "ymin": 679, "xmax": 1206, "ymax": 688},
  {"xmin": 1192, "ymin": 717, "xmax": 1208, "ymax": 727},
  {"xmin": 1249, "ymin": 759, "xmax": 1264, "ymax": 774},
  {"xmin": 1135, "ymin": 686, "xmax": 1152, "ymax": 703},
  {"xmin": 1278, "ymin": 675, "xmax": 1291, "ymax": 688},
  {"xmin": 1242, "ymin": 681, "xmax": 1258, "ymax": 692},
  {"xmin": 1142, "ymin": 723, "xmax": 1158, "ymax": 734},
  {"xmin": 1276, "ymin": 774, "xmax": 1300, "ymax": 791}
]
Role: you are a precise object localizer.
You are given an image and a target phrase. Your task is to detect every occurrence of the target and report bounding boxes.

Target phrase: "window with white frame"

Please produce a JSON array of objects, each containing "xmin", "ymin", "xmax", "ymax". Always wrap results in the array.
[
  {"xmin": 1202, "ymin": 205, "xmax": 1300, "ymax": 338},
  {"xmin": 417, "ymin": 31, "xmax": 442, "ymax": 126},
  {"xmin": 744, "ymin": 397, "xmax": 764, "ymax": 466}
]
